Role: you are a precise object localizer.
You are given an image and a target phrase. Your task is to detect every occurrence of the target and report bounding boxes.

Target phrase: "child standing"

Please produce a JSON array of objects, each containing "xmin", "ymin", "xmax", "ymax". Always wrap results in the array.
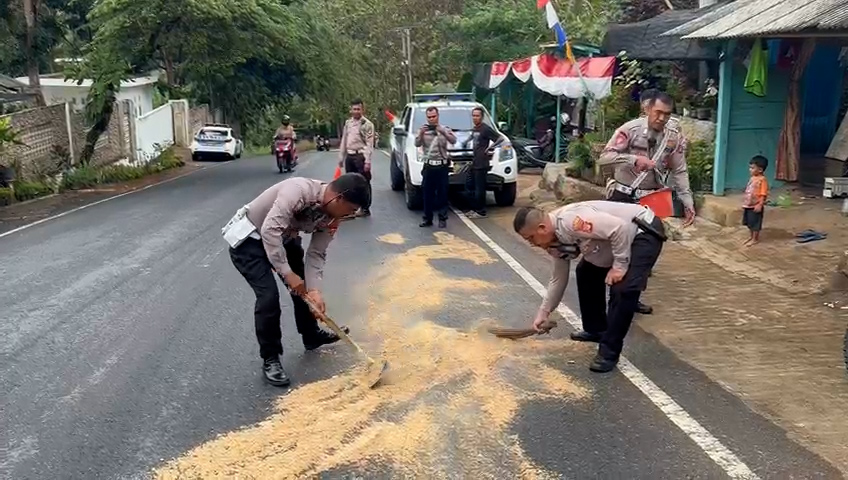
[{"xmin": 743, "ymin": 155, "xmax": 769, "ymax": 246}]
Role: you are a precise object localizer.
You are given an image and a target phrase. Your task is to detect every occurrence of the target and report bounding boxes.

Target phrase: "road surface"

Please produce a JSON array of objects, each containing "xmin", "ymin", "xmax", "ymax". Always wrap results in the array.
[{"xmin": 0, "ymin": 151, "xmax": 841, "ymax": 479}]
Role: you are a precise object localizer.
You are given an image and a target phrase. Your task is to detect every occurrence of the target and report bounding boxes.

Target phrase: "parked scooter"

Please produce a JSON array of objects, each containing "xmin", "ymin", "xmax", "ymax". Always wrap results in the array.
[
  {"xmin": 509, "ymin": 130, "xmax": 572, "ymax": 170},
  {"xmin": 274, "ymin": 137, "xmax": 297, "ymax": 173}
]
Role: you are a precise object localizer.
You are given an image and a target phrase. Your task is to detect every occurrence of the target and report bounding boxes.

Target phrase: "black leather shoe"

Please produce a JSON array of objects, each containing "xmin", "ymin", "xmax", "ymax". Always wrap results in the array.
[
  {"xmin": 303, "ymin": 326, "xmax": 350, "ymax": 351},
  {"xmin": 570, "ymin": 331, "xmax": 602, "ymax": 343},
  {"xmin": 589, "ymin": 354, "xmax": 618, "ymax": 373},
  {"xmin": 438, "ymin": 218, "xmax": 447, "ymax": 228},
  {"xmin": 262, "ymin": 357, "xmax": 291, "ymax": 387},
  {"xmin": 420, "ymin": 220, "xmax": 433, "ymax": 227},
  {"xmin": 637, "ymin": 302, "xmax": 653, "ymax": 315}
]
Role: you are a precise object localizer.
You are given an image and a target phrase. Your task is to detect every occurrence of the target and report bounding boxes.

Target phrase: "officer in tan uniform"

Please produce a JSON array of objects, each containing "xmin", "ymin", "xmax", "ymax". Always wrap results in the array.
[
  {"xmin": 513, "ymin": 200, "xmax": 666, "ymax": 373},
  {"xmin": 224, "ymin": 173, "xmax": 371, "ymax": 387},
  {"xmin": 338, "ymin": 99, "xmax": 375, "ymax": 216},
  {"xmin": 598, "ymin": 89, "xmax": 694, "ymax": 315}
]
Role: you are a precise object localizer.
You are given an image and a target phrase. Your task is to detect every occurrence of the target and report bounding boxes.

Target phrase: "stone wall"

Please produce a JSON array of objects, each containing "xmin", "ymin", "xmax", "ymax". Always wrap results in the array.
[
  {"xmin": 1, "ymin": 104, "xmax": 70, "ymax": 180},
  {"xmin": 1, "ymin": 101, "xmax": 134, "ymax": 180},
  {"xmin": 189, "ymin": 105, "xmax": 212, "ymax": 137}
]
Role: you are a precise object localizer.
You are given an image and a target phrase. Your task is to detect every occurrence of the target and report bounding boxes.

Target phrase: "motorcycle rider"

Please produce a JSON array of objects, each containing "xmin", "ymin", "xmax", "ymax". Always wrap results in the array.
[{"xmin": 273, "ymin": 115, "xmax": 298, "ymax": 165}]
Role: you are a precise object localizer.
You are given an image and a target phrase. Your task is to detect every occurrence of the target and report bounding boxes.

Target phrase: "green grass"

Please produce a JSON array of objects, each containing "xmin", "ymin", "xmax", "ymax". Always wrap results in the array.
[{"xmin": 62, "ymin": 147, "xmax": 185, "ymax": 191}]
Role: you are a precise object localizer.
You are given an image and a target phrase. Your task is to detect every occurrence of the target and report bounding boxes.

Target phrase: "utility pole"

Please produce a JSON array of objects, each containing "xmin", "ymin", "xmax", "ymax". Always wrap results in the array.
[{"xmin": 400, "ymin": 28, "xmax": 413, "ymax": 102}]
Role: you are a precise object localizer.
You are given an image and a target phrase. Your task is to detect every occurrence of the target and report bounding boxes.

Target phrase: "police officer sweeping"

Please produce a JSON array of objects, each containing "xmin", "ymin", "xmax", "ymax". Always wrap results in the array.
[
  {"xmin": 416, "ymin": 106, "xmax": 457, "ymax": 228},
  {"xmin": 598, "ymin": 89, "xmax": 694, "ymax": 315},
  {"xmin": 513, "ymin": 200, "xmax": 666, "ymax": 373},
  {"xmin": 223, "ymin": 173, "xmax": 371, "ymax": 387},
  {"xmin": 338, "ymin": 99, "xmax": 375, "ymax": 217}
]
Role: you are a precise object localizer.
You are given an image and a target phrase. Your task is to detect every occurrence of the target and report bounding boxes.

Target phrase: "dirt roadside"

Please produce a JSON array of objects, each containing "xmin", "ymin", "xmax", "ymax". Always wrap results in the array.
[
  {"xmin": 0, "ymin": 159, "xmax": 208, "ymax": 236},
  {"xmin": 501, "ymin": 171, "xmax": 848, "ymax": 476}
]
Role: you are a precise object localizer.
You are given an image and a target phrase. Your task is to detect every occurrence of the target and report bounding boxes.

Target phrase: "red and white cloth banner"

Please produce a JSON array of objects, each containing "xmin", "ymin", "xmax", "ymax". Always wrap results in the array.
[{"xmin": 479, "ymin": 54, "xmax": 615, "ymax": 99}]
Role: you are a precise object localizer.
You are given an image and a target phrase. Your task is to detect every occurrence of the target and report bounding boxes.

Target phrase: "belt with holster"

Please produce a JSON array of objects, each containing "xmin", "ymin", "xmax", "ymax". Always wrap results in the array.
[
  {"xmin": 613, "ymin": 182, "xmax": 656, "ymax": 199},
  {"xmin": 346, "ymin": 149, "xmax": 364, "ymax": 155}
]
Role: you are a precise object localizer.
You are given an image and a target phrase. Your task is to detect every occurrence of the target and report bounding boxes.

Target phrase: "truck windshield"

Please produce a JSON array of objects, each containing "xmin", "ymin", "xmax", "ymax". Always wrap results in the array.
[{"xmin": 412, "ymin": 107, "xmax": 494, "ymax": 131}]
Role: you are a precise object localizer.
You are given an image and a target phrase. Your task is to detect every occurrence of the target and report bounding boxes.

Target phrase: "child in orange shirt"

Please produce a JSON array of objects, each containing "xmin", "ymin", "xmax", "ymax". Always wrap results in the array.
[{"xmin": 742, "ymin": 155, "xmax": 769, "ymax": 246}]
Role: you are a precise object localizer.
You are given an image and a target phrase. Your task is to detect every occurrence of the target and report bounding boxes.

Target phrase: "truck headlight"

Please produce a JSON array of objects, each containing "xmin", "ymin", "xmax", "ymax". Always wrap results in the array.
[{"xmin": 498, "ymin": 144, "xmax": 515, "ymax": 162}]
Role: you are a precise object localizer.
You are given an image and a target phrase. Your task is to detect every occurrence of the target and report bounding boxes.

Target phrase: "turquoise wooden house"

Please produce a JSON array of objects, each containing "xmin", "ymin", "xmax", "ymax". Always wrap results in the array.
[{"xmin": 663, "ymin": 0, "xmax": 848, "ymax": 196}]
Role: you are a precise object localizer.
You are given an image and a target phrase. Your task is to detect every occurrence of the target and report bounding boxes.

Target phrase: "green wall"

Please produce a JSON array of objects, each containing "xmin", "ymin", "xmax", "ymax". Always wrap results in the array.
[{"xmin": 723, "ymin": 62, "xmax": 789, "ymax": 191}]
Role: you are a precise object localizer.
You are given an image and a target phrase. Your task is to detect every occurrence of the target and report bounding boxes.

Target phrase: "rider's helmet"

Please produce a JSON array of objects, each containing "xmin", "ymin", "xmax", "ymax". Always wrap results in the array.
[{"xmin": 282, "ymin": 115, "xmax": 291, "ymax": 125}]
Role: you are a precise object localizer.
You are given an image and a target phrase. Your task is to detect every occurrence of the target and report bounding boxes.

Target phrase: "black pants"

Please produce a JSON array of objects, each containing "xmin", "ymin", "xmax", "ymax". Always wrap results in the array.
[
  {"xmin": 229, "ymin": 237, "xmax": 319, "ymax": 359},
  {"xmin": 344, "ymin": 153, "xmax": 372, "ymax": 211},
  {"xmin": 470, "ymin": 167, "xmax": 487, "ymax": 214},
  {"xmin": 608, "ymin": 188, "xmax": 654, "ymax": 286},
  {"xmin": 422, "ymin": 165, "xmax": 449, "ymax": 222},
  {"xmin": 576, "ymin": 221, "xmax": 664, "ymax": 360}
]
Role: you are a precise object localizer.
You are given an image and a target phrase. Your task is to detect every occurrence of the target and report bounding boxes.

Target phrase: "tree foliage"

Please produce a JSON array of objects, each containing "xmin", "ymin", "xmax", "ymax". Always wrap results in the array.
[{"xmin": 1, "ymin": 0, "xmax": 626, "ymax": 143}]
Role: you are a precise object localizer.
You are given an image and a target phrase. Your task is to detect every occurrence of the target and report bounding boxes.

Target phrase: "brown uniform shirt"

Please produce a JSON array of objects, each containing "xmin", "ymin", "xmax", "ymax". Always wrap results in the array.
[
  {"xmin": 246, "ymin": 177, "xmax": 339, "ymax": 291},
  {"xmin": 274, "ymin": 125, "xmax": 296, "ymax": 140},
  {"xmin": 598, "ymin": 117, "xmax": 694, "ymax": 211},
  {"xmin": 539, "ymin": 201, "xmax": 647, "ymax": 315},
  {"xmin": 339, "ymin": 116, "xmax": 375, "ymax": 166},
  {"xmin": 414, "ymin": 126, "xmax": 457, "ymax": 164}
]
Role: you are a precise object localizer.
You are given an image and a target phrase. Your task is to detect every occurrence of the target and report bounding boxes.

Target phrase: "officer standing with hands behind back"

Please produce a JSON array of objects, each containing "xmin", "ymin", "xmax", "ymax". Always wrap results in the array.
[
  {"xmin": 416, "ymin": 106, "xmax": 457, "ymax": 229},
  {"xmin": 338, "ymin": 99, "xmax": 375, "ymax": 217}
]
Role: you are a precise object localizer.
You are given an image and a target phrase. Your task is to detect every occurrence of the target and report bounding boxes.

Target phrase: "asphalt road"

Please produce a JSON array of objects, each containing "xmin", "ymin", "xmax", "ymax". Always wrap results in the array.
[{"xmin": 0, "ymin": 151, "xmax": 841, "ymax": 479}]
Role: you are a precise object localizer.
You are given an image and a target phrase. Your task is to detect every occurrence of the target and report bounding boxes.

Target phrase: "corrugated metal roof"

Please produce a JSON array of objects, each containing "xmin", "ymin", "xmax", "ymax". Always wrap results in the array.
[
  {"xmin": 662, "ymin": 0, "xmax": 848, "ymax": 40},
  {"xmin": 662, "ymin": 0, "xmax": 750, "ymax": 36}
]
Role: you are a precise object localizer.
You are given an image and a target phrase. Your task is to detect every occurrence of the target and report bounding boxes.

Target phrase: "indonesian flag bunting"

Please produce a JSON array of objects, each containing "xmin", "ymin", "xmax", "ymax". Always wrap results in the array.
[{"xmin": 471, "ymin": 54, "xmax": 615, "ymax": 99}]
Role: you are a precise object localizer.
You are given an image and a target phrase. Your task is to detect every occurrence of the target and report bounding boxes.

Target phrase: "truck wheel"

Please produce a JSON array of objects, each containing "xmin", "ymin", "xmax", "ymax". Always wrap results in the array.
[
  {"xmin": 495, "ymin": 182, "xmax": 517, "ymax": 207},
  {"xmin": 390, "ymin": 153, "xmax": 405, "ymax": 191},
  {"xmin": 404, "ymin": 160, "xmax": 423, "ymax": 210}
]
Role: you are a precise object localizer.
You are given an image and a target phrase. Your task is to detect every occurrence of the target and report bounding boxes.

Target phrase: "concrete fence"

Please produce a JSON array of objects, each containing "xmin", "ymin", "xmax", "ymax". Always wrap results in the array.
[
  {"xmin": 134, "ymin": 103, "xmax": 174, "ymax": 162},
  {"xmin": 1, "ymin": 100, "xmax": 221, "ymax": 180}
]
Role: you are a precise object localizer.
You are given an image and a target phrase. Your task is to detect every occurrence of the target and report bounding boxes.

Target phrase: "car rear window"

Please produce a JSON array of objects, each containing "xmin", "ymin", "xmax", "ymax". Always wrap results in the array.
[{"xmin": 199, "ymin": 128, "xmax": 229, "ymax": 137}]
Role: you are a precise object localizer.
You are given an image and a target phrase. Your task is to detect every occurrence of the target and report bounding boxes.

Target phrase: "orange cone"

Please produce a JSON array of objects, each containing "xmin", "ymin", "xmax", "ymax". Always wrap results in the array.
[{"xmin": 333, "ymin": 166, "xmax": 342, "ymax": 180}]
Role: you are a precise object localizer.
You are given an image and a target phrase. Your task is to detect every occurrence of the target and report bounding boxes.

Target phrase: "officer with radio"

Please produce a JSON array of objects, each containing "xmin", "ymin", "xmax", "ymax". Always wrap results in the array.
[
  {"xmin": 416, "ymin": 106, "xmax": 457, "ymax": 228},
  {"xmin": 513, "ymin": 201, "xmax": 666, "ymax": 373},
  {"xmin": 598, "ymin": 89, "xmax": 695, "ymax": 315}
]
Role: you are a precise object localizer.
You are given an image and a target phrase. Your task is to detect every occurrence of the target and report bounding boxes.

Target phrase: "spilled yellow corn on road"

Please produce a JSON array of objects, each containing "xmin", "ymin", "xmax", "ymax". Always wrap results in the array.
[{"xmin": 1, "ymin": 151, "xmax": 841, "ymax": 479}]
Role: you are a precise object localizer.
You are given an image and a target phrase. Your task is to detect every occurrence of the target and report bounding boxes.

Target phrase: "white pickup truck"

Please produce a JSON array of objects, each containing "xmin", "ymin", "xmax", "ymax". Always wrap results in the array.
[{"xmin": 388, "ymin": 93, "xmax": 518, "ymax": 210}]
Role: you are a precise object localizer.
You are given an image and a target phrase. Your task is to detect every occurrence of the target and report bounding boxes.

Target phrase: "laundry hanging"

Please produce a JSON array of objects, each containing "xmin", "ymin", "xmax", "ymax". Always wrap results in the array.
[{"xmin": 744, "ymin": 38, "xmax": 768, "ymax": 97}]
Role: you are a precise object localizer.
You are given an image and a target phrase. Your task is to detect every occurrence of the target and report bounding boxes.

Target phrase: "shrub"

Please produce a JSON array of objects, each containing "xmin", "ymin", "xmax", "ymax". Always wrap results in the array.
[
  {"xmin": 0, "ymin": 187, "xmax": 12, "ymax": 205},
  {"xmin": 62, "ymin": 166, "xmax": 100, "ymax": 190},
  {"xmin": 687, "ymin": 140, "xmax": 714, "ymax": 192},
  {"xmin": 567, "ymin": 139, "xmax": 594, "ymax": 171},
  {"xmin": 13, "ymin": 180, "xmax": 53, "ymax": 201}
]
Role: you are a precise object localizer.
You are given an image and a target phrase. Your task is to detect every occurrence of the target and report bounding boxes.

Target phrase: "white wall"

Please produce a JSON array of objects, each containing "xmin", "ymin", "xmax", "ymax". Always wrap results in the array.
[
  {"xmin": 116, "ymin": 85, "xmax": 154, "ymax": 117},
  {"xmin": 20, "ymin": 80, "xmax": 155, "ymax": 117},
  {"xmin": 41, "ymin": 85, "xmax": 89, "ymax": 112},
  {"xmin": 134, "ymin": 103, "xmax": 174, "ymax": 162}
]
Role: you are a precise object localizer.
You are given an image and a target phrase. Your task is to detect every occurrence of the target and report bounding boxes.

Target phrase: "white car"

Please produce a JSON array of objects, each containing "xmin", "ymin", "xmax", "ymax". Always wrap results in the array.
[
  {"xmin": 389, "ymin": 94, "xmax": 518, "ymax": 210},
  {"xmin": 190, "ymin": 124, "xmax": 244, "ymax": 161}
]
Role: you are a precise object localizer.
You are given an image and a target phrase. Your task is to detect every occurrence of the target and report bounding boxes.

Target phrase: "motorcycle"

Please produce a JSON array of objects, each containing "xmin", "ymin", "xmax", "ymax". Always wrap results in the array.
[
  {"xmin": 509, "ymin": 131, "xmax": 573, "ymax": 171},
  {"xmin": 274, "ymin": 137, "xmax": 297, "ymax": 173},
  {"xmin": 315, "ymin": 136, "xmax": 331, "ymax": 152}
]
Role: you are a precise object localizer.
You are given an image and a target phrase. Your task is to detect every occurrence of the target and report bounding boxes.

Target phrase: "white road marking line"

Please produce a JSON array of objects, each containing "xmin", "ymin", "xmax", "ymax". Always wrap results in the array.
[
  {"xmin": 452, "ymin": 207, "xmax": 760, "ymax": 480},
  {"xmin": 0, "ymin": 162, "xmax": 227, "ymax": 240}
]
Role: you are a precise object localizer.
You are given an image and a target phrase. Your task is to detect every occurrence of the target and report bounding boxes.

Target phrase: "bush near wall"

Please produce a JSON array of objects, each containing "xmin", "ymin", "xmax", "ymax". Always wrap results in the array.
[{"xmin": 62, "ymin": 148, "xmax": 185, "ymax": 191}]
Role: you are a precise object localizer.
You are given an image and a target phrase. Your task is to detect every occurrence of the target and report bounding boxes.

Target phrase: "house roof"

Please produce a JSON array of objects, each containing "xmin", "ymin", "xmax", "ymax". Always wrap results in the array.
[
  {"xmin": 663, "ymin": 0, "xmax": 848, "ymax": 40},
  {"xmin": 0, "ymin": 73, "xmax": 38, "ymax": 103},
  {"xmin": 603, "ymin": 5, "xmax": 727, "ymax": 60},
  {"xmin": 14, "ymin": 72, "xmax": 160, "ymax": 88}
]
